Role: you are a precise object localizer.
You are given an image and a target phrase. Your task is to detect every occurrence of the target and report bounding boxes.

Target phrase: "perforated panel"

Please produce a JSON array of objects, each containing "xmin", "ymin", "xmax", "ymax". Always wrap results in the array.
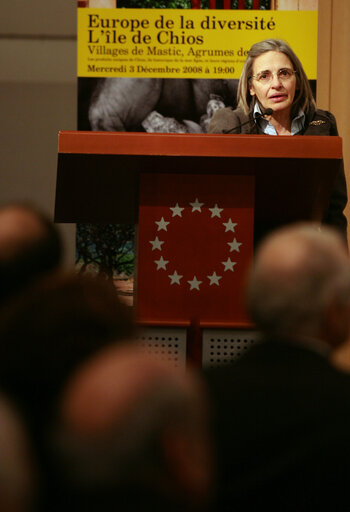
[
  {"xmin": 137, "ymin": 327, "xmax": 187, "ymax": 371},
  {"xmin": 202, "ymin": 329, "xmax": 258, "ymax": 368}
]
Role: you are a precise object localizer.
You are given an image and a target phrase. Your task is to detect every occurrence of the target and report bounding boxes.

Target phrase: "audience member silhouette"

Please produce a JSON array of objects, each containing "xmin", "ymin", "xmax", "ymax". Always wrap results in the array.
[
  {"xmin": 205, "ymin": 223, "xmax": 350, "ymax": 511},
  {"xmin": 50, "ymin": 344, "xmax": 213, "ymax": 512},
  {"xmin": 0, "ymin": 203, "xmax": 62, "ymax": 306},
  {"xmin": 5, "ymin": 206, "xmax": 350, "ymax": 512},
  {"xmin": 0, "ymin": 271, "xmax": 135, "ymax": 509}
]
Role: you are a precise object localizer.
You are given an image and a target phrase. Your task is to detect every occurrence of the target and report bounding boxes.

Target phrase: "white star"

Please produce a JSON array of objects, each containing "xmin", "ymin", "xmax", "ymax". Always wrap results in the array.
[
  {"xmin": 170, "ymin": 203, "xmax": 184, "ymax": 217},
  {"xmin": 155, "ymin": 217, "xmax": 169, "ymax": 231},
  {"xmin": 149, "ymin": 237, "xmax": 164, "ymax": 251},
  {"xmin": 189, "ymin": 198, "xmax": 204, "ymax": 212},
  {"xmin": 169, "ymin": 270, "xmax": 183, "ymax": 285},
  {"xmin": 154, "ymin": 256, "xmax": 169, "ymax": 270},
  {"xmin": 228, "ymin": 238, "xmax": 242, "ymax": 252},
  {"xmin": 207, "ymin": 272, "xmax": 222, "ymax": 286},
  {"xmin": 188, "ymin": 276, "xmax": 202, "ymax": 290},
  {"xmin": 223, "ymin": 219, "xmax": 237, "ymax": 232},
  {"xmin": 222, "ymin": 258, "xmax": 237, "ymax": 272},
  {"xmin": 209, "ymin": 204, "xmax": 223, "ymax": 218}
]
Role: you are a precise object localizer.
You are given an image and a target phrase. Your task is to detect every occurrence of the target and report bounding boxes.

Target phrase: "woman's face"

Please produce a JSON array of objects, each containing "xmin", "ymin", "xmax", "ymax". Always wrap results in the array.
[{"xmin": 249, "ymin": 51, "xmax": 297, "ymax": 117}]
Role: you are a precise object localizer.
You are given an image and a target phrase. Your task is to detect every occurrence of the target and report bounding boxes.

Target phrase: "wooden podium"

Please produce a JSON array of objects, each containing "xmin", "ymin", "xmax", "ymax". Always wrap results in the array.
[{"xmin": 55, "ymin": 131, "xmax": 343, "ymax": 368}]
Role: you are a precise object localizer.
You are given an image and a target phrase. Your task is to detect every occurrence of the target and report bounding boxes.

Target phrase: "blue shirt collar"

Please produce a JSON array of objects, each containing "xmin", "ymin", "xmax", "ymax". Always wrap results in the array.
[{"xmin": 253, "ymin": 103, "xmax": 305, "ymax": 135}]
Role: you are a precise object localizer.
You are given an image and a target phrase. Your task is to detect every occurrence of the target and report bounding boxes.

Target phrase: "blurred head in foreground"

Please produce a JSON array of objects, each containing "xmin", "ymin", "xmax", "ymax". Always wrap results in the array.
[
  {"xmin": 0, "ymin": 203, "xmax": 62, "ymax": 306},
  {"xmin": 52, "ymin": 344, "xmax": 213, "ymax": 511},
  {"xmin": 247, "ymin": 223, "xmax": 350, "ymax": 349},
  {"xmin": 0, "ymin": 271, "xmax": 135, "ymax": 432}
]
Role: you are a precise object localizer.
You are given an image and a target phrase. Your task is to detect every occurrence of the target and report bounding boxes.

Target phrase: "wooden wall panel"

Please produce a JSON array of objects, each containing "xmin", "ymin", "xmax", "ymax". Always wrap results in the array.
[{"xmin": 318, "ymin": 0, "xmax": 350, "ymax": 238}]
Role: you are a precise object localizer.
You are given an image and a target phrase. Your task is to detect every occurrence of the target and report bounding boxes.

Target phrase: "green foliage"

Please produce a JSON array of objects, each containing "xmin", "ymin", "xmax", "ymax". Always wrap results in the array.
[
  {"xmin": 118, "ymin": 0, "xmax": 191, "ymax": 8},
  {"xmin": 217, "ymin": 1, "xmax": 270, "ymax": 7},
  {"xmin": 117, "ymin": 0, "xmax": 270, "ymax": 7},
  {"xmin": 76, "ymin": 223, "xmax": 134, "ymax": 279}
]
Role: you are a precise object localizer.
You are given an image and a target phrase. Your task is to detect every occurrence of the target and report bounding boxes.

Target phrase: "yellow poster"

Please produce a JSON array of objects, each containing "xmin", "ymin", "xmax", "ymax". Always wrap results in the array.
[{"xmin": 77, "ymin": 8, "xmax": 317, "ymax": 79}]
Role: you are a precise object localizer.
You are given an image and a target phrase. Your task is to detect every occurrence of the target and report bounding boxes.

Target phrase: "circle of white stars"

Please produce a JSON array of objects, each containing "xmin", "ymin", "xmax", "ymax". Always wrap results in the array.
[{"xmin": 149, "ymin": 198, "xmax": 242, "ymax": 291}]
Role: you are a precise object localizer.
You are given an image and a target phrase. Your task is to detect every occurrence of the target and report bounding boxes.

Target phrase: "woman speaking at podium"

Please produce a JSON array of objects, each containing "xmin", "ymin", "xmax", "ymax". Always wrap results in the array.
[{"xmin": 209, "ymin": 39, "xmax": 348, "ymax": 242}]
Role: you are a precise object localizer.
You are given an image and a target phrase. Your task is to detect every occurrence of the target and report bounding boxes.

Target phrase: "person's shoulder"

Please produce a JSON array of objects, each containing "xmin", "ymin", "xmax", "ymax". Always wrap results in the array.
[
  {"xmin": 208, "ymin": 107, "xmax": 247, "ymax": 134},
  {"xmin": 313, "ymin": 108, "xmax": 337, "ymax": 122},
  {"xmin": 305, "ymin": 107, "xmax": 338, "ymax": 135}
]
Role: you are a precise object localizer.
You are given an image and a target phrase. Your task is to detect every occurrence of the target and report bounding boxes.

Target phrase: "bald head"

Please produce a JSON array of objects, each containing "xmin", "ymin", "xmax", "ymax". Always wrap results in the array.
[
  {"xmin": 0, "ymin": 203, "xmax": 61, "ymax": 304},
  {"xmin": 61, "ymin": 344, "xmax": 203, "ymax": 436},
  {"xmin": 0, "ymin": 206, "xmax": 46, "ymax": 260},
  {"xmin": 247, "ymin": 224, "xmax": 350, "ymax": 345},
  {"xmin": 53, "ymin": 345, "xmax": 212, "ymax": 510}
]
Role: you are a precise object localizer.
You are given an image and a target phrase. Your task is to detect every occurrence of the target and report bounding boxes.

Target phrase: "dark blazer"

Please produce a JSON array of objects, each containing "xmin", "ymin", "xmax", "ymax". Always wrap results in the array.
[
  {"xmin": 204, "ymin": 339, "xmax": 350, "ymax": 511},
  {"xmin": 209, "ymin": 106, "xmax": 348, "ymax": 244}
]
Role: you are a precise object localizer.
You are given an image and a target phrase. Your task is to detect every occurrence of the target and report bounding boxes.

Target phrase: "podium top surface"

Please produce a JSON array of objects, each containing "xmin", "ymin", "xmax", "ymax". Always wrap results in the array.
[{"xmin": 58, "ymin": 130, "xmax": 342, "ymax": 160}]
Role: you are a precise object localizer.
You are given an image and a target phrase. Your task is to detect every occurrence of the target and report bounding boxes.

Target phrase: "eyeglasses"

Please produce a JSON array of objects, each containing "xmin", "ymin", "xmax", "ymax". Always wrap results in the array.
[{"xmin": 250, "ymin": 68, "xmax": 297, "ymax": 84}]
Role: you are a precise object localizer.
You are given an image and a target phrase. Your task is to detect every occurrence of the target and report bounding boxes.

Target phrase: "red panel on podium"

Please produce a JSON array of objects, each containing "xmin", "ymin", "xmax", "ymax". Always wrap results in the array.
[{"xmin": 137, "ymin": 173, "xmax": 254, "ymax": 325}]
